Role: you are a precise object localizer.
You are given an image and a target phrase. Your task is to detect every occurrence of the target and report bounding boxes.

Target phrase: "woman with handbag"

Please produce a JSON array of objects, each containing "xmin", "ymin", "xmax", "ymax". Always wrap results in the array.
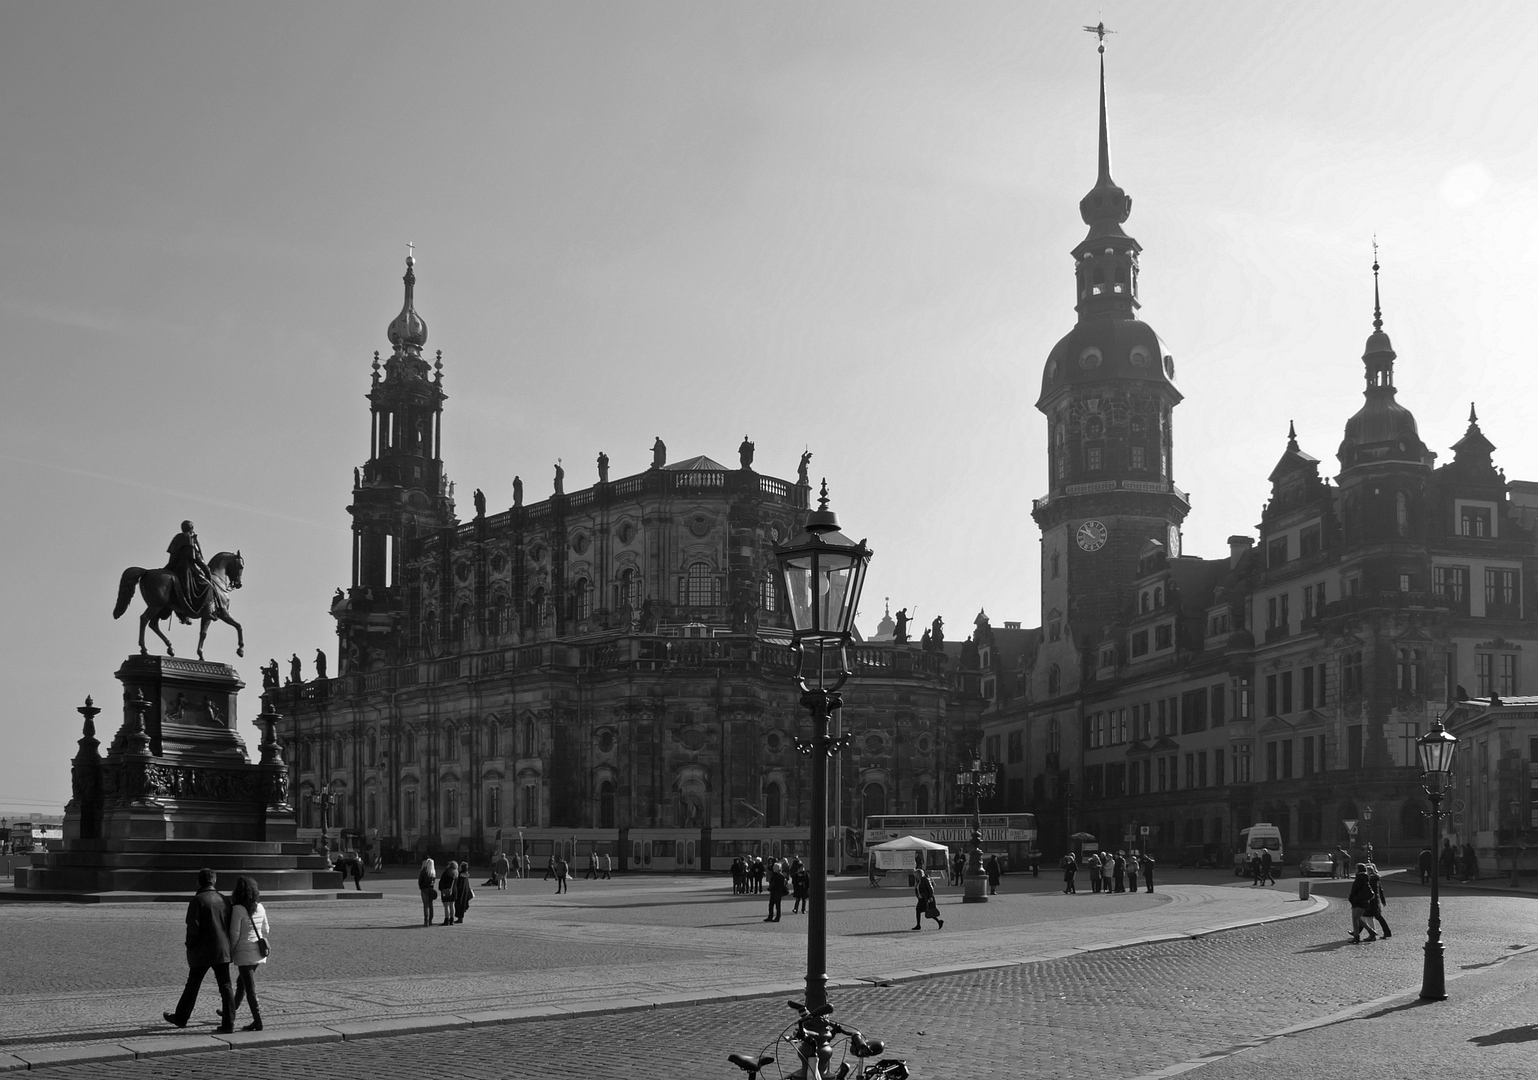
[
  {"xmin": 912, "ymin": 866, "xmax": 943, "ymax": 931},
  {"xmin": 227, "ymin": 876, "xmax": 271, "ymax": 1031},
  {"xmin": 418, "ymin": 858, "xmax": 437, "ymax": 926}
]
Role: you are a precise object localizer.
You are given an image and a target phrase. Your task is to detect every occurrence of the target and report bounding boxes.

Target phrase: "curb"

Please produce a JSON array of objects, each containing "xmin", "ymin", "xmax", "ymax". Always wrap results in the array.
[
  {"xmin": 0, "ymin": 892, "xmax": 1330, "ymax": 1072},
  {"xmin": 1128, "ymin": 940, "xmax": 1538, "ymax": 1078}
]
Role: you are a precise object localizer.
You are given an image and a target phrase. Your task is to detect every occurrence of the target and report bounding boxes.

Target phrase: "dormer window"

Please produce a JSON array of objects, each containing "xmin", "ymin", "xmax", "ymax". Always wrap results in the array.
[
  {"xmin": 1459, "ymin": 505, "xmax": 1493, "ymax": 537},
  {"xmin": 1154, "ymin": 623, "xmax": 1173, "ymax": 650},
  {"xmin": 1131, "ymin": 446, "xmax": 1145, "ymax": 470},
  {"xmin": 1085, "ymin": 447, "xmax": 1102, "ymax": 471},
  {"xmin": 1140, "ymin": 591, "xmax": 1151, "ymax": 614},
  {"xmin": 1153, "ymin": 586, "xmax": 1163, "ymax": 608}
]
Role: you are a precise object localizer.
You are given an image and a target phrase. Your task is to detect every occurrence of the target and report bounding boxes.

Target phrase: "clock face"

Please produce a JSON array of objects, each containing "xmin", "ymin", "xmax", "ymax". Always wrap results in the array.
[
  {"xmin": 1167, "ymin": 524, "xmax": 1181, "ymax": 558},
  {"xmin": 1076, "ymin": 520, "xmax": 1108, "ymax": 552}
]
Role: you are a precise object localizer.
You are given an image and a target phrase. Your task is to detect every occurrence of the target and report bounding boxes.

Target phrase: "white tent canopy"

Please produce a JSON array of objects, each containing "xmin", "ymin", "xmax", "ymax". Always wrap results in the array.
[{"xmin": 868, "ymin": 834, "xmax": 949, "ymax": 872}]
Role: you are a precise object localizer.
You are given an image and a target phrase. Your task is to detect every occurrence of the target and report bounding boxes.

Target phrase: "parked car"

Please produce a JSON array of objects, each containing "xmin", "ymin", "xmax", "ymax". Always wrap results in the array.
[
  {"xmin": 1178, "ymin": 844, "xmax": 1223, "ymax": 868},
  {"xmin": 1297, "ymin": 851, "xmax": 1336, "ymax": 877}
]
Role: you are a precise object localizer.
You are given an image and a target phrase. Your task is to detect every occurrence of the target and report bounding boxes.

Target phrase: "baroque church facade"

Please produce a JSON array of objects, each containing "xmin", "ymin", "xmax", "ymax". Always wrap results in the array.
[
  {"xmin": 978, "ymin": 52, "xmax": 1538, "ymax": 866},
  {"xmin": 266, "ymin": 257, "xmax": 981, "ymax": 868}
]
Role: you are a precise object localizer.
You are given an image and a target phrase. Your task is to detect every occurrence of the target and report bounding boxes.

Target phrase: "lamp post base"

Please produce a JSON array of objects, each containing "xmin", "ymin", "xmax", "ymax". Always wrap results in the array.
[
  {"xmin": 1420, "ymin": 938, "xmax": 1447, "ymax": 1001},
  {"xmin": 962, "ymin": 868, "xmax": 989, "ymax": 902}
]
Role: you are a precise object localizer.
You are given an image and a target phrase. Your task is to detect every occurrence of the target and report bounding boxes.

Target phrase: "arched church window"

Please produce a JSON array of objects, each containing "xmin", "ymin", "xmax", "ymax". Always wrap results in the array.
[
  {"xmin": 685, "ymin": 563, "xmax": 716, "ymax": 607},
  {"xmin": 765, "ymin": 782, "xmax": 782, "ymax": 827},
  {"xmin": 403, "ymin": 729, "xmax": 416, "ymax": 763},
  {"xmin": 1140, "ymin": 592, "xmax": 1150, "ymax": 614},
  {"xmin": 521, "ymin": 784, "xmax": 538, "ymax": 828},
  {"xmin": 443, "ymin": 723, "xmax": 457, "ymax": 760},
  {"xmin": 600, "ymin": 780, "xmax": 616, "ymax": 829},
  {"xmin": 616, "ymin": 568, "xmax": 637, "ymax": 610},
  {"xmin": 862, "ymin": 782, "xmax": 886, "ymax": 820},
  {"xmin": 1048, "ymin": 665, "xmax": 1061, "ymax": 696},
  {"xmin": 914, "ymin": 785, "xmax": 929, "ymax": 815},
  {"xmin": 485, "ymin": 723, "xmax": 498, "ymax": 757},
  {"xmin": 1396, "ymin": 491, "xmax": 1409, "ymax": 537},
  {"xmin": 761, "ymin": 570, "xmax": 778, "ymax": 613},
  {"xmin": 574, "ymin": 578, "xmax": 593, "ymax": 620},
  {"xmin": 523, "ymin": 719, "xmax": 535, "ymax": 758},
  {"xmin": 367, "ymin": 732, "xmax": 377, "ymax": 766},
  {"xmin": 1154, "ymin": 587, "xmax": 1163, "ymax": 609},
  {"xmin": 1047, "ymin": 717, "xmax": 1061, "ymax": 753}
]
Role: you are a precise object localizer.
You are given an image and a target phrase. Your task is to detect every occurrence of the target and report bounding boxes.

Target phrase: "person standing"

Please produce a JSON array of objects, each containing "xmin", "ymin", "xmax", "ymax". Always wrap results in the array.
[
  {"xmin": 492, "ymin": 850, "xmax": 510, "ymax": 890},
  {"xmin": 163, "ymin": 868, "xmax": 235, "ymax": 1032},
  {"xmin": 1061, "ymin": 853, "xmax": 1078, "ymax": 894},
  {"xmin": 1100, "ymin": 851, "xmax": 1114, "ymax": 895},
  {"xmin": 985, "ymin": 854, "xmax": 1002, "ymax": 896},
  {"xmin": 554, "ymin": 852, "xmax": 570, "ymax": 894},
  {"xmin": 226, "ymin": 876, "xmax": 271, "ymax": 1032},
  {"xmin": 1417, "ymin": 848, "xmax": 1433, "ymax": 886},
  {"xmin": 792, "ymin": 859, "xmax": 810, "ymax": 913},
  {"xmin": 765, "ymin": 862, "xmax": 787, "ymax": 922},
  {"xmin": 1112, "ymin": 851, "xmax": 1126, "ymax": 893},
  {"xmin": 453, "ymin": 862, "xmax": 473, "ymax": 923},
  {"xmin": 1141, "ymin": 852, "xmax": 1156, "ymax": 893},
  {"xmin": 418, "ymin": 858, "xmax": 437, "ymax": 925},
  {"xmin": 1347, "ymin": 865, "xmax": 1378, "ymax": 942},
  {"xmin": 438, "ymin": 860, "xmax": 459, "ymax": 924},
  {"xmin": 912, "ymin": 866, "xmax": 943, "ymax": 930},
  {"xmin": 1440, "ymin": 840, "xmax": 1456, "ymax": 881},
  {"xmin": 1463, "ymin": 842, "xmax": 1479, "ymax": 882}
]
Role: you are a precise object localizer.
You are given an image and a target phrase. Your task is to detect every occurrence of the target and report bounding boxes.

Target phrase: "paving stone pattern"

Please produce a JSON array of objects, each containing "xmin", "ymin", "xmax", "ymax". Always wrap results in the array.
[{"xmin": 22, "ymin": 893, "xmax": 1535, "ymax": 1080}]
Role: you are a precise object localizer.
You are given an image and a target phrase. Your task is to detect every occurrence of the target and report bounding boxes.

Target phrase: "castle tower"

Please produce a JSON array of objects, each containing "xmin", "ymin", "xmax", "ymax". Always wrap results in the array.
[
  {"xmin": 1032, "ymin": 44, "xmax": 1189, "ymax": 644},
  {"xmin": 338, "ymin": 254, "xmax": 454, "ymax": 674}
]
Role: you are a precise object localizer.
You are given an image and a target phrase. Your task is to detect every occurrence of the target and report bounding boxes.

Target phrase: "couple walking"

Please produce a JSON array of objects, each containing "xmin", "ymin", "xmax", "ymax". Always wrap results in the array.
[{"xmin": 162, "ymin": 869, "xmax": 271, "ymax": 1033}]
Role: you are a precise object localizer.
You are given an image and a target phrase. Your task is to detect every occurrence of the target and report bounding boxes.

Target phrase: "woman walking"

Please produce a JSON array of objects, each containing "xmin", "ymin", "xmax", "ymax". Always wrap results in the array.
[
  {"xmin": 1061, "ymin": 853, "xmax": 1078, "ymax": 894},
  {"xmin": 438, "ymin": 859, "xmax": 459, "ymax": 925},
  {"xmin": 417, "ymin": 858, "xmax": 437, "ymax": 926},
  {"xmin": 912, "ymin": 866, "xmax": 943, "ymax": 930},
  {"xmin": 1347, "ymin": 864, "xmax": 1378, "ymax": 942},
  {"xmin": 226, "ymin": 876, "xmax": 270, "ymax": 1031},
  {"xmin": 453, "ymin": 861, "xmax": 474, "ymax": 923}
]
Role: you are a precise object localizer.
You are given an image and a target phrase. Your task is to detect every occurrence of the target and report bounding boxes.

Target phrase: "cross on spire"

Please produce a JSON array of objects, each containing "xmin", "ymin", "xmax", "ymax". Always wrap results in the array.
[
  {"xmin": 1082, "ymin": 21, "xmax": 1115, "ymax": 53},
  {"xmin": 1372, "ymin": 237, "xmax": 1383, "ymax": 332}
]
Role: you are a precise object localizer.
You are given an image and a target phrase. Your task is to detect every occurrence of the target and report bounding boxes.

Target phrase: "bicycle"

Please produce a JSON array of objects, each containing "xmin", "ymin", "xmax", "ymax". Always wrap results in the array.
[{"xmin": 727, "ymin": 999, "xmax": 909, "ymax": 1080}]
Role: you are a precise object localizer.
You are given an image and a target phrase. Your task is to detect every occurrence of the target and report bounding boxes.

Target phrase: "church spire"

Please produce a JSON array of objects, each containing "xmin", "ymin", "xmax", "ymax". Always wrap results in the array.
[
  {"xmin": 1362, "ymin": 242, "xmax": 1395, "ymax": 390},
  {"xmin": 1097, "ymin": 49, "xmax": 1112, "ymax": 187},
  {"xmin": 387, "ymin": 247, "xmax": 428, "ymax": 356}
]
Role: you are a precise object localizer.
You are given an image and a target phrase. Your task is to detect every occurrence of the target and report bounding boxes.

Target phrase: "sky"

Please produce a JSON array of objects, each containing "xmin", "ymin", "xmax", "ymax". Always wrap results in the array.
[{"xmin": 3, "ymin": 2, "xmax": 1537, "ymax": 816}]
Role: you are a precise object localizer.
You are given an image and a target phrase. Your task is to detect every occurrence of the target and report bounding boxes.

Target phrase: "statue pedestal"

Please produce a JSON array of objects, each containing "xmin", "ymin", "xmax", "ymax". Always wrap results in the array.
[{"xmin": 8, "ymin": 656, "xmax": 361, "ymax": 902}]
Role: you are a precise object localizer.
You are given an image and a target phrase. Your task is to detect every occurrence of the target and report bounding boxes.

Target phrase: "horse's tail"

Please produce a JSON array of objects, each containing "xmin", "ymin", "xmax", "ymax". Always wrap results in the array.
[{"xmin": 113, "ymin": 568, "xmax": 146, "ymax": 619}]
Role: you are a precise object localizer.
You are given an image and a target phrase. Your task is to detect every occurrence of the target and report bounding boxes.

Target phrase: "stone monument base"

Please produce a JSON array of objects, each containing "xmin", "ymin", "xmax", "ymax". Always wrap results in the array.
[{"xmin": 8, "ymin": 655, "xmax": 378, "ymax": 902}]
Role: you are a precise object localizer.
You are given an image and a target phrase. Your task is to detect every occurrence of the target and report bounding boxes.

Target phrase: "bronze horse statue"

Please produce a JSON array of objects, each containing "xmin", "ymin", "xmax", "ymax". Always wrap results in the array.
[{"xmin": 113, "ymin": 551, "xmax": 245, "ymax": 661}]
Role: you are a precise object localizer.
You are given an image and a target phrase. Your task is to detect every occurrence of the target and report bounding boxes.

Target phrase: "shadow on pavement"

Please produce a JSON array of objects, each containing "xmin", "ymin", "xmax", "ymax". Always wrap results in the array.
[
  {"xmin": 1294, "ymin": 939, "xmax": 1360, "ymax": 954},
  {"xmin": 1470, "ymin": 1024, "xmax": 1538, "ymax": 1047}
]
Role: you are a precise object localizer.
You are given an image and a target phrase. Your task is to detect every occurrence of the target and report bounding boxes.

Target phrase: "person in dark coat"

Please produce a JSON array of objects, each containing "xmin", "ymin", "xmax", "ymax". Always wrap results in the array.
[
  {"xmin": 1260, "ymin": 848, "xmax": 1277, "ymax": 885},
  {"xmin": 791, "ymin": 859, "xmax": 810, "ymax": 913},
  {"xmin": 1462, "ymin": 842, "xmax": 1479, "ymax": 882},
  {"xmin": 1112, "ymin": 851, "xmax": 1126, "ymax": 893},
  {"xmin": 438, "ymin": 860, "xmax": 459, "ymax": 924},
  {"xmin": 1366, "ymin": 869, "xmax": 1391, "ymax": 938},
  {"xmin": 163, "ymin": 868, "xmax": 235, "ymax": 1032},
  {"xmin": 1347, "ymin": 865, "xmax": 1378, "ymax": 942},
  {"xmin": 1440, "ymin": 840, "xmax": 1457, "ymax": 881},
  {"xmin": 453, "ymin": 861, "xmax": 473, "ymax": 923},
  {"xmin": 765, "ymin": 862, "xmax": 787, "ymax": 922},
  {"xmin": 1141, "ymin": 852, "xmax": 1156, "ymax": 893},
  {"xmin": 731, "ymin": 856, "xmax": 746, "ymax": 894},
  {"xmin": 1417, "ymin": 848, "xmax": 1433, "ymax": 886},
  {"xmin": 912, "ymin": 865, "xmax": 943, "ymax": 930},
  {"xmin": 1061, "ymin": 853, "xmax": 1077, "ymax": 894},
  {"xmin": 985, "ymin": 854, "xmax": 1002, "ymax": 895}
]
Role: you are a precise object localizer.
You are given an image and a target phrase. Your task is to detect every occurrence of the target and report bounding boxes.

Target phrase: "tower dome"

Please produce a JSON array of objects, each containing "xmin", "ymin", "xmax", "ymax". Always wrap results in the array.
[
  {"xmin": 387, "ymin": 255, "xmax": 428, "ymax": 352},
  {"xmin": 1338, "ymin": 253, "xmax": 1423, "ymax": 467}
]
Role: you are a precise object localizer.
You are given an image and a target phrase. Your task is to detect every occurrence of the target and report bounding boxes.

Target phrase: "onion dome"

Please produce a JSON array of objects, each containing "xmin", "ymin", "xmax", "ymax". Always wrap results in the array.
[
  {"xmin": 387, "ymin": 255, "xmax": 428, "ymax": 352},
  {"xmin": 1338, "ymin": 252, "xmax": 1425, "ymax": 467}
]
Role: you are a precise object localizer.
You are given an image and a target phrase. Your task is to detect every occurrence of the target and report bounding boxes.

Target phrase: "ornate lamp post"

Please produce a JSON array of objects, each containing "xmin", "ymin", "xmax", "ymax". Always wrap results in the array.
[
  {"xmin": 1417, "ymin": 715, "xmax": 1459, "ymax": 1001},
  {"xmin": 310, "ymin": 785, "xmax": 341, "ymax": 860},
  {"xmin": 955, "ymin": 753, "xmax": 998, "ymax": 902},
  {"xmin": 774, "ymin": 482, "xmax": 872, "ymax": 1012}
]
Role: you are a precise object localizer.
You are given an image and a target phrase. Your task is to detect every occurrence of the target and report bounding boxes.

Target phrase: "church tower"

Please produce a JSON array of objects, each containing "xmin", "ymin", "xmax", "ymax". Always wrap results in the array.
[
  {"xmin": 1032, "ymin": 42, "xmax": 1189, "ymax": 646},
  {"xmin": 337, "ymin": 254, "xmax": 455, "ymax": 673}
]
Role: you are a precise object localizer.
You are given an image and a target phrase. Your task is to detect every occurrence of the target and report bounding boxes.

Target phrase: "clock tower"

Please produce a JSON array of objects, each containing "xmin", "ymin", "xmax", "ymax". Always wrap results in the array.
[{"xmin": 1031, "ymin": 45, "xmax": 1189, "ymax": 646}]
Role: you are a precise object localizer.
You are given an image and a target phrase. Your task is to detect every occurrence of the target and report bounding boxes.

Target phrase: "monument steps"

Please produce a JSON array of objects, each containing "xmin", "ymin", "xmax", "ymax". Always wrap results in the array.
[
  {"xmin": 0, "ymin": 886, "xmax": 381, "ymax": 904},
  {"xmin": 36, "ymin": 850, "xmax": 333, "ymax": 871}
]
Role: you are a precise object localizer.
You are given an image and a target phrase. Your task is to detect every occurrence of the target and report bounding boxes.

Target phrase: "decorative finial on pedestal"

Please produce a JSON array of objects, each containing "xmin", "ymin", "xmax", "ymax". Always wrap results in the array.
[{"xmin": 78, "ymin": 695, "xmax": 101, "ymax": 740}]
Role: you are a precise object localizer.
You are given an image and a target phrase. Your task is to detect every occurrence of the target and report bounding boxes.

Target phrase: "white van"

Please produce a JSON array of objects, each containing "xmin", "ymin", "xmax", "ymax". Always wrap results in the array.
[{"xmin": 1233, "ymin": 823, "xmax": 1284, "ymax": 876}]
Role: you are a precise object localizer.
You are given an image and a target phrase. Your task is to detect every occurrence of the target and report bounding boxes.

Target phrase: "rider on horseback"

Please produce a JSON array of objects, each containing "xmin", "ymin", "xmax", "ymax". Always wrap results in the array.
[{"xmin": 165, "ymin": 521, "xmax": 211, "ymax": 623}]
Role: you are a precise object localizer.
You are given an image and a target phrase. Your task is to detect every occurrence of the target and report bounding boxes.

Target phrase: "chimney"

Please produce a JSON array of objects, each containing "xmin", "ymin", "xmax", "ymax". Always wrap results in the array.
[{"xmin": 1227, "ymin": 535, "xmax": 1254, "ymax": 568}]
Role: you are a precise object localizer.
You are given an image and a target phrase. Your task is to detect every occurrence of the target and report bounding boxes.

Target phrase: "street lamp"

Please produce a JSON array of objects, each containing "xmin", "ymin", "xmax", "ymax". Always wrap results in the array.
[
  {"xmin": 955, "ymin": 753, "xmax": 998, "ymax": 902},
  {"xmin": 1417, "ymin": 714, "xmax": 1459, "ymax": 1001},
  {"xmin": 310, "ymin": 785, "xmax": 341, "ymax": 860},
  {"xmin": 774, "ymin": 481, "xmax": 872, "ymax": 1012}
]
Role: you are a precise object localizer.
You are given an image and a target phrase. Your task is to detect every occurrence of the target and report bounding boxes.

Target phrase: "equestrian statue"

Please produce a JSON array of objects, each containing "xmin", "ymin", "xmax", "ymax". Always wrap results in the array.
[{"xmin": 113, "ymin": 520, "xmax": 245, "ymax": 660}]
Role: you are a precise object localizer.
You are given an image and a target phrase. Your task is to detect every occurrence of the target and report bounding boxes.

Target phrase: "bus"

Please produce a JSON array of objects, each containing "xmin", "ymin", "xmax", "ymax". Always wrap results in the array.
[{"xmin": 862, "ymin": 814, "xmax": 1039, "ymax": 869}]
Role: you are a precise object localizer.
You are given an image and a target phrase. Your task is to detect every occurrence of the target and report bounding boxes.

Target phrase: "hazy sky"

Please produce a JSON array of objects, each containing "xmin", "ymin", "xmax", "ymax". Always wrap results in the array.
[{"xmin": 3, "ymin": 3, "xmax": 1536, "ymax": 815}]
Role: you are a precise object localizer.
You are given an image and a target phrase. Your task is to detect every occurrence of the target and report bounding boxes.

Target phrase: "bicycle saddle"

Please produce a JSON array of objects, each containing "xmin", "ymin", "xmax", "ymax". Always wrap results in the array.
[
  {"xmin": 728, "ymin": 1053, "xmax": 776, "ymax": 1076},
  {"xmin": 850, "ymin": 1037, "xmax": 885, "ymax": 1058}
]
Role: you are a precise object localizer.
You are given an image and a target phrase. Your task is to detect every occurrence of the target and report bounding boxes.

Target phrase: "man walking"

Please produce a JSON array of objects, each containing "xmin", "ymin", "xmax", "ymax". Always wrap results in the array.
[
  {"xmin": 601, "ymin": 851, "xmax": 612, "ymax": 879},
  {"xmin": 1260, "ymin": 848, "xmax": 1276, "ymax": 886},
  {"xmin": 164, "ymin": 868, "xmax": 235, "ymax": 1033},
  {"xmin": 584, "ymin": 850, "xmax": 598, "ymax": 880}
]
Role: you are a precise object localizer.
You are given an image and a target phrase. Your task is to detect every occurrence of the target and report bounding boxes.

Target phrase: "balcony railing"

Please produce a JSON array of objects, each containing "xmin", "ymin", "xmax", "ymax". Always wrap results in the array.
[{"xmin": 1033, "ymin": 479, "xmax": 1189, "ymax": 513}]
